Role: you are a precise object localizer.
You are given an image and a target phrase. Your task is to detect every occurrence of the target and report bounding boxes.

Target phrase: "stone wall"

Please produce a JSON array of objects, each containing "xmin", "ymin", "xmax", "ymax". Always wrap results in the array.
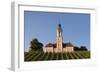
[
  {"xmin": 63, "ymin": 47, "xmax": 74, "ymax": 52},
  {"xmin": 44, "ymin": 47, "xmax": 74, "ymax": 53},
  {"xmin": 45, "ymin": 47, "xmax": 53, "ymax": 53}
]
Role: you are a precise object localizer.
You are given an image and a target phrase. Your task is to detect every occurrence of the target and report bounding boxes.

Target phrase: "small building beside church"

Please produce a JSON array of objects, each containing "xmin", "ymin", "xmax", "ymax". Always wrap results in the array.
[{"xmin": 44, "ymin": 24, "xmax": 74, "ymax": 53}]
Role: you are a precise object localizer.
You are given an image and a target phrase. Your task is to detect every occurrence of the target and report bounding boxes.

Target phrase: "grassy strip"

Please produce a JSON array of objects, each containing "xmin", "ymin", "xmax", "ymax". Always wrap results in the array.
[
  {"xmin": 63, "ymin": 53, "xmax": 67, "ymax": 59},
  {"xmin": 66, "ymin": 53, "xmax": 72, "ymax": 59},
  {"xmin": 50, "ymin": 53, "xmax": 54, "ymax": 60},
  {"xmin": 25, "ymin": 52, "xmax": 38, "ymax": 61},
  {"xmin": 24, "ymin": 51, "xmax": 90, "ymax": 61},
  {"xmin": 77, "ymin": 51, "xmax": 90, "ymax": 59},
  {"xmin": 58, "ymin": 53, "xmax": 62, "ymax": 60},
  {"xmin": 61, "ymin": 53, "xmax": 64, "ymax": 60},
  {"xmin": 38, "ymin": 52, "xmax": 48, "ymax": 61},
  {"xmin": 71, "ymin": 52, "xmax": 79, "ymax": 59},
  {"xmin": 24, "ymin": 53, "xmax": 33, "ymax": 60},
  {"xmin": 52, "ymin": 53, "xmax": 57, "ymax": 60},
  {"xmin": 24, "ymin": 50, "xmax": 37, "ymax": 60},
  {"xmin": 42, "ymin": 52, "xmax": 49, "ymax": 60},
  {"xmin": 75, "ymin": 52, "xmax": 83, "ymax": 59},
  {"xmin": 24, "ymin": 53, "xmax": 32, "ymax": 61},
  {"xmin": 46, "ymin": 52, "xmax": 52, "ymax": 60},
  {"xmin": 32, "ymin": 52, "xmax": 43, "ymax": 61},
  {"xmin": 44, "ymin": 52, "xmax": 50, "ymax": 60}
]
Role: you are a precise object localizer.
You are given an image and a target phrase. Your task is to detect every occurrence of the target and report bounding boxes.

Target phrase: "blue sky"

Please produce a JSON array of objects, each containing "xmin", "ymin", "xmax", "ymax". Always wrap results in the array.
[{"xmin": 24, "ymin": 11, "xmax": 90, "ymax": 50}]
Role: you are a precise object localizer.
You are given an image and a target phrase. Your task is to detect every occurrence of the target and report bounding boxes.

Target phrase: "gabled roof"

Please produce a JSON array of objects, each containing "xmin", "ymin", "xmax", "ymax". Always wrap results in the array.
[
  {"xmin": 63, "ymin": 42, "xmax": 74, "ymax": 47},
  {"xmin": 45, "ymin": 43, "xmax": 54, "ymax": 47}
]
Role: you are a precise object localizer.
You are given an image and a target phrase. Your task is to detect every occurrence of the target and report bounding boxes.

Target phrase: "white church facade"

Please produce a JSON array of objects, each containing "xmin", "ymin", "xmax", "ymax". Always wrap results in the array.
[{"xmin": 44, "ymin": 24, "xmax": 74, "ymax": 53}]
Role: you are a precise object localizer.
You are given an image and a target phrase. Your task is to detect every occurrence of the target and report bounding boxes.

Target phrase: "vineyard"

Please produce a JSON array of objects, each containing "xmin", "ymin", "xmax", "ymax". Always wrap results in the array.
[{"xmin": 24, "ymin": 51, "xmax": 90, "ymax": 61}]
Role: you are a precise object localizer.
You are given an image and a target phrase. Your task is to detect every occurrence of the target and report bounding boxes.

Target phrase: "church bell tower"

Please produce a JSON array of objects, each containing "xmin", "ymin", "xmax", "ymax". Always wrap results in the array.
[{"xmin": 57, "ymin": 24, "xmax": 63, "ymax": 52}]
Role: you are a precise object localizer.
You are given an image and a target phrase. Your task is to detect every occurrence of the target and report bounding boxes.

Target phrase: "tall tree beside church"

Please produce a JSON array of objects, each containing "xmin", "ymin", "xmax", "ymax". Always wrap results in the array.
[{"xmin": 30, "ymin": 38, "xmax": 43, "ymax": 51}]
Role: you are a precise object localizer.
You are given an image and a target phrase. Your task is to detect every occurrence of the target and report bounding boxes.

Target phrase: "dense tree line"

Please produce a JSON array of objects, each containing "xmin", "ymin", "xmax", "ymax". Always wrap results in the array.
[{"xmin": 74, "ymin": 46, "xmax": 88, "ymax": 51}]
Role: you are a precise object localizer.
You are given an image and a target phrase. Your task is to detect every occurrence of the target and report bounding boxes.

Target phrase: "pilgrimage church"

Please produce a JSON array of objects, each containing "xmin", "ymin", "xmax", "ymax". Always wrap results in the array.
[{"xmin": 44, "ymin": 24, "xmax": 74, "ymax": 53}]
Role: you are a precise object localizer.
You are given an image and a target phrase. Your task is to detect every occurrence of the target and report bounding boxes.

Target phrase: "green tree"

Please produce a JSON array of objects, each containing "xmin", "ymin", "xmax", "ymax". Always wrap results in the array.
[
  {"xmin": 74, "ymin": 46, "xmax": 80, "ymax": 51},
  {"xmin": 74, "ymin": 46, "xmax": 88, "ymax": 51},
  {"xmin": 80, "ymin": 46, "xmax": 88, "ymax": 51},
  {"xmin": 30, "ymin": 38, "xmax": 43, "ymax": 51}
]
